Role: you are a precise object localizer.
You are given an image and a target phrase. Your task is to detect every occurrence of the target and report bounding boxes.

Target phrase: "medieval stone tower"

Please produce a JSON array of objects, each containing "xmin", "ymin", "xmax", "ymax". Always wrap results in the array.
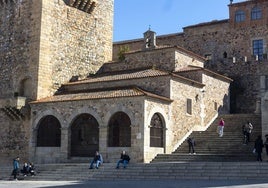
[{"xmin": 0, "ymin": 0, "xmax": 114, "ymax": 164}]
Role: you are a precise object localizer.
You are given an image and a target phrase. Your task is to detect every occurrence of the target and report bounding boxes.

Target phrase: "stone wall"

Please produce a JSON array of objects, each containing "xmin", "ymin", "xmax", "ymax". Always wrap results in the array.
[
  {"xmin": 103, "ymin": 46, "xmax": 204, "ymax": 73},
  {"xmin": 38, "ymin": 0, "xmax": 113, "ymax": 99},
  {"xmin": 0, "ymin": 0, "xmax": 41, "ymax": 164},
  {"xmin": 169, "ymin": 79, "xmax": 202, "ymax": 150}
]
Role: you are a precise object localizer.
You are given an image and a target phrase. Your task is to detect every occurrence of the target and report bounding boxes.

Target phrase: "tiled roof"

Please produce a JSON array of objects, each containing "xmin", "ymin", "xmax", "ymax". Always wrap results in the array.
[
  {"xmin": 64, "ymin": 68, "xmax": 169, "ymax": 85},
  {"xmin": 175, "ymin": 65, "xmax": 233, "ymax": 82},
  {"xmin": 183, "ymin": 19, "xmax": 229, "ymax": 29},
  {"xmin": 30, "ymin": 87, "xmax": 172, "ymax": 104}
]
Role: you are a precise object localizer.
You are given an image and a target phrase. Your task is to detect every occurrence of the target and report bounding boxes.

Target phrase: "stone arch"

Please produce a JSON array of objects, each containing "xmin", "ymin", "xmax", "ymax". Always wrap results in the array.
[
  {"xmin": 103, "ymin": 107, "xmax": 135, "ymax": 127},
  {"xmin": 70, "ymin": 113, "xmax": 99, "ymax": 157},
  {"xmin": 32, "ymin": 110, "xmax": 64, "ymax": 146},
  {"xmin": 147, "ymin": 107, "xmax": 168, "ymax": 129},
  {"xmin": 36, "ymin": 115, "xmax": 61, "ymax": 147},
  {"xmin": 67, "ymin": 106, "xmax": 102, "ymax": 129},
  {"xmin": 32, "ymin": 110, "xmax": 64, "ymax": 130},
  {"xmin": 108, "ymin": 111, "xmax": 131, "ymax": 147}
]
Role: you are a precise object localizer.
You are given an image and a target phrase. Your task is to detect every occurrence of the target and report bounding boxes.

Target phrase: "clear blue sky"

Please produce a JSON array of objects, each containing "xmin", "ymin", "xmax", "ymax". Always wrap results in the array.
[{"xmin": 113, "ymin": 0, "xmax": 244, "ymax": 42}]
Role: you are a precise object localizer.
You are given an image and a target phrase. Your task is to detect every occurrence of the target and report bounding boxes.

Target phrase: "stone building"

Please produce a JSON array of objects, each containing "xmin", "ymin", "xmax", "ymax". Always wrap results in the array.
[
  {"xmin": 30, "ymin": 28, "xmax": 231, "ymax": 163},
  {"xmin": 113, "ymin": 0, "xmax": 268, "ymax": 141},
  {"xmin": 0, "ymin": 0, "xmax": 232, "ymax": 164}
]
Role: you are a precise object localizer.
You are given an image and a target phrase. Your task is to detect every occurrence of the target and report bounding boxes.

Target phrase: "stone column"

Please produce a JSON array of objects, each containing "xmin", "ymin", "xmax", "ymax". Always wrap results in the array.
[
  {"xmin": 98, "ymin": 124, "xmax": 107, "ymax": 162},
  {"xmin": 60, "ymin": 127, "xmax": 69, "ymax": 162},
  {"xmin": 29, "ymin": 127, "xmax": 37, "ymax": 162}
]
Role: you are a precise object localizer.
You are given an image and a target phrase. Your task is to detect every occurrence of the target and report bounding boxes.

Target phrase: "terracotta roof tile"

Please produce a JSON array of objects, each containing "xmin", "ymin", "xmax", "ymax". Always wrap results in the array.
[
  {"xmin": 30, "ymin": 87, "xmax": 172, "ymax": 104},
  {"xmin": 65, "ymin": 69, "xmax": 169, "ymax": 85}
]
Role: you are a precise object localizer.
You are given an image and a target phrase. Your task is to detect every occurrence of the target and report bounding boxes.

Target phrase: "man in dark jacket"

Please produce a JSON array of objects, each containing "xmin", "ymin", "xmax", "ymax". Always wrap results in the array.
[
  {"xmin": 116, "ymin": 150, "xmax": 130, "ymax": 169},
  {"xmin": 187, "ymin": 137, "xmax": 196, "ymax": 154},
  {"xmin": 89, "ymin": 151, "xmax": 102, "ymax": 169},
  {"xmin": 12, "ymin": 157, "xmax": 20, "ymax": 180},
  {"xmin": 255, "ymin": 135, "xmax": 264, "ymax": 162}
]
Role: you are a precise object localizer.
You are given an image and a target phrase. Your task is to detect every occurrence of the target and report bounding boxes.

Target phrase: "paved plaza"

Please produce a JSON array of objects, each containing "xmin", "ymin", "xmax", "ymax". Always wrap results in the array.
[{"xmin": 1, "ymin": 179, "xmax": 268, "ymax": 188}]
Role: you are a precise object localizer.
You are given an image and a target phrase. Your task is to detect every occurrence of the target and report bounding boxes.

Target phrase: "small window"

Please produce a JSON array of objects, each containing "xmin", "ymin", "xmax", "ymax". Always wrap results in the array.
[
  {"xmin": 223, "ymin": 52, "xmax": 227, "ymax": 58},
  {"xmin": 253, "ymin": 39, "xmax": 263, "ymax": 60},
  {"xmin": 251, "ymin": 6, "xmax": 262, "ymax": 20},
  {"xmin": 204, "ymin": 54, "xmax": 212, "ymax": 61},
  {"xmin": 214, "ymin": 102, "xmax": 218, "ymax": 111},
  {"xmin": 187, "ymin": 99, "xmax": 192, "ymax": 115},
  {"xmin": 235, "ymin": 10, "xmax": 245, "ymax": 22}
]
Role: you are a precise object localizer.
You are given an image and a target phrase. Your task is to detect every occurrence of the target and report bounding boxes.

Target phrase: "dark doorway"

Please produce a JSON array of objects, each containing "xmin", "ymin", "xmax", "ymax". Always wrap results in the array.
[
  {"xmin": 71, "ymin": 113, "xmax": 99, "ymax": 157},
  {"xmin": 108, "ymin": 112, "xmax": 131, "ymax": 147},
  {"xmin": 37, "ymin": 115, "xmax": 61, "ymax": 147}
]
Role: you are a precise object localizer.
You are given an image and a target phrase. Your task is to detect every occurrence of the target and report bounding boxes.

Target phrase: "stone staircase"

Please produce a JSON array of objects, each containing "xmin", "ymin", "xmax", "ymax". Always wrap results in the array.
[
  {"xmin": 0, "ymin": 114, "xmax": 264, "ymax": 181},
  {"xmin": 1, "ymin": 162, "xmax": 268, "ymax": 181},
  {"xmin": 152, "ymin": 114, "xmax": 261, "ymax": 163}
]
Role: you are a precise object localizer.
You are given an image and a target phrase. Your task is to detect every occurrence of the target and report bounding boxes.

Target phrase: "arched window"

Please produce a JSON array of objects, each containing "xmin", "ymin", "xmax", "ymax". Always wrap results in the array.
[
  {"xmin": 223, "ymin": 51, "xmax": 227, "ymax": 58},
  {"xmin": 251, "ymin": 6, "xmax": 262, "ymax": 20},
  {"xmin": 150, "ymin": 113, "xmax": 164, "ymax": 147},
  {"xmin": 108, "ymin": 112, "xmax": 131, "ymax": 147},
  {"xmin": 37, "ymin": 115, "xmax": 61, "ymax": 147},
  {"xmin": 235, "ymin": 10, "xmax": 245, "ymax": 22}
]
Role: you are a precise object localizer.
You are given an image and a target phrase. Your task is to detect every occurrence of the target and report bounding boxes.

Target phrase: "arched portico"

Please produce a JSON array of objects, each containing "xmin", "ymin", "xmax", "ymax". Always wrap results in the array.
[
  {"xmin": 70, "ymin": 113, "xmax": 99, "ymax": 157},
  {"xmin": 108, "ymin": 111, "xmax": 131, "ymax": 147}
]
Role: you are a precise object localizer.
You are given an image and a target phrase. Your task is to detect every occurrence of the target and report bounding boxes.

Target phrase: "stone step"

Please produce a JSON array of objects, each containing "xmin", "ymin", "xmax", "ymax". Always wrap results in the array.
[
  {"xmin": 153, "ymin": 114, "xmax": 262, "ymax": 163},
  {"xmin": 151, "ymin": 154, "xmax": 257, "ymax": 162},
  {"xmin": 2, "ymin": 162, "xmax": 268, "ymax": 181}
]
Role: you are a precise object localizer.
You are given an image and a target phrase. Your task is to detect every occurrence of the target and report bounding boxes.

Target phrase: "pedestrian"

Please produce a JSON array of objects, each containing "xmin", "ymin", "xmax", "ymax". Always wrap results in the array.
[
  {"xmin": 254, "ymin": 135, "xmax": 264, "ymax": 162},
  {"xmin": 28, "ymin": 163, "xmax": 35, "ymax": 176},
  {"xmin": 12, "ymin": 157, "xmax": 20, "ymax": 180},
  {"xmin": 89, "ymin": 151, "xmax": 103, "ymax": 169},
  {"xmin": 187, "ymin": 137, "xmax": 196, "ymax": 154},
  {"xmin": 218, "ymin": 118, "xmax": 225, "ymax": 137},
  {"xmin": 116, "ymin": 150, "xmax": 130, "ymax": 169},
  {"xmin": 21, "ymin": 162, "xmax": 29, "ymax": 176},
  {"xmin": 242, "ymin": 121, "xmax": 253, "ymax": 144}
]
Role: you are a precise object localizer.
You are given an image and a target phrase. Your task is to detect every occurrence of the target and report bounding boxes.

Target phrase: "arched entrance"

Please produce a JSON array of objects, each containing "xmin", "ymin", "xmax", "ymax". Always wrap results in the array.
[
  {"xmin": 71, "ymin": 113, "xmax": 99, "ymax": 157},
  {"xmin": 37, "ymin": 115, "xmax": 61, "ymax": 147},
  {"xmin": 108, "ymin": 111, "xmax": 131, "ymax": 147}
]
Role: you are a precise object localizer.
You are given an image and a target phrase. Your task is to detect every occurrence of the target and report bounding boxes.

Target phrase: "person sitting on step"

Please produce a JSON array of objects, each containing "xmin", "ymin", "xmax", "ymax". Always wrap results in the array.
[
  {"xmin": 116, "ymin": 150, "xmax": 130, "ymax": 169},
  {"xmin": 89, "ymin": 151, "xmax": 103, "ymax": 169}
]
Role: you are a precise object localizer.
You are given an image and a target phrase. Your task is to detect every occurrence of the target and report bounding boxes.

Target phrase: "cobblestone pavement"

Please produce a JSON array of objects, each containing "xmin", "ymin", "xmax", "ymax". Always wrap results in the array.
[{"xmin": 1, "ymin": 180, "xmax": 268, "ymax": 188}]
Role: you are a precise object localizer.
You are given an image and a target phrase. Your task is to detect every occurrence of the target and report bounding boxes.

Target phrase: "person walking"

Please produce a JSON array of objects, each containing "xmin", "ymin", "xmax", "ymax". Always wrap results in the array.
[
  {"xmin": 12, "ymin": 157, "xmax": 20, "ymax": 180},
  {"xmin": 218, "ymin": 118, "xmax": 225, "ymax": 137},
  {"xmin": 254, "ymin": 135, "xmax": 264, "ymax": 162},
  {"xmin": 245, "ymin": 121, "xmax": 253, "ymax": 144},
  {"xmin": 187, "ymin": 137, "xmax": 196, "ymax": 154}
]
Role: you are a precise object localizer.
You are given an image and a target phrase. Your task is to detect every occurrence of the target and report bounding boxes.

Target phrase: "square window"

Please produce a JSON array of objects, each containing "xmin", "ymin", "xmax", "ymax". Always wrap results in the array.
[{"xmin": 187, "ymin": 99, "xmax": 192, "ymax": 115}]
